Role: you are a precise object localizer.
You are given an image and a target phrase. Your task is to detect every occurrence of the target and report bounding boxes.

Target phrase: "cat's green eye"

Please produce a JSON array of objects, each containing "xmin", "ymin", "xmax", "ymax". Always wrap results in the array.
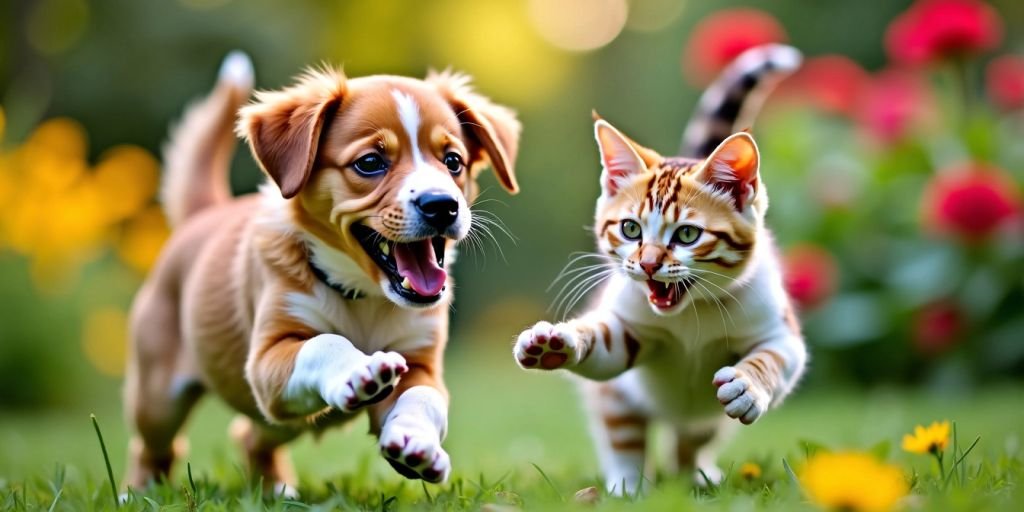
[
  {"xmin": 673, "ymin": 225, "xmax": 703, "ymax": 245},
  {"xmin": 620, "ymin": 219, "xmax": 642, "ymax": 240}
]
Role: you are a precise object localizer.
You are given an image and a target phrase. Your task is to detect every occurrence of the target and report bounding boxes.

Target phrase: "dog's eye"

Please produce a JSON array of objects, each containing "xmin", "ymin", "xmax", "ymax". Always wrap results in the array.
[
  {"xmin": 352, "ymin": 153, "xmax": 389, "ymax": 176},
  {"xmin": 443, "ymin": 152, "xmax": 464, "ymax": 174}
]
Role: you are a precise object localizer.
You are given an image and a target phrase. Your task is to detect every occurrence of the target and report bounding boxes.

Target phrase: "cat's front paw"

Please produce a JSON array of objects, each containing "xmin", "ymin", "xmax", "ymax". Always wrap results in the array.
[
  {"xmin": 514, "ymin": 321, "xmax": 580, "ymax": 370},
  {"xmin": 713, "ymin": 366, "xmax": 771, "ymax": 424}
]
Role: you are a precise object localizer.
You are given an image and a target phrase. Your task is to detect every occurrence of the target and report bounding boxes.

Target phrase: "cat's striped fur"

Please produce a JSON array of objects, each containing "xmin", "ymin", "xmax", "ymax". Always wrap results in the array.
[
  {"xmin": 514, "ymin": 45, "xmax": 805, "ymax": 495},
  {"xmin": 681, "ymin": 44, "xmax": 801, "ymax": 158}
]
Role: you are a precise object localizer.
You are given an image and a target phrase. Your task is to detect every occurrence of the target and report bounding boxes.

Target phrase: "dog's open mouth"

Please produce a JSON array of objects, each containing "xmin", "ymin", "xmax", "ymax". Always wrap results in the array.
[
  {"xmin": 352, "ymin": 224, "xmax": 447, "ymax": 304},
  {"xmin": 646, "ymin": 278, "xmax": 695, "ymax": 311}
]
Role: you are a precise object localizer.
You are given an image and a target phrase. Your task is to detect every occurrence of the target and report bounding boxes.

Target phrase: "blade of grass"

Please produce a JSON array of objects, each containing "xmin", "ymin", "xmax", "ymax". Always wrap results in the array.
[
  {"xmin": 697, "ymin": 469, "xmax": 718, "ymax": 493},
  {"xmin": 946, "ymin": 436, "xmax": 981, "ymax": 487},
  {"xmin": 90, "ymin": 414, "xmax": 120, "ymax": 508},
  {"xmin": 782, "ymin": 458, "xmax": 801, "ymax": 492},
  {"xmin": 421, "ymin": 481, "xmax": 434, "ymax": 506},
  {"xmin": 187, "ymin": 462, "xmax": 198, "ymax": 496},
  {"xmin": 46, "ymin": 488, "xmax": 63, "ymax": 512},
  {"xmin": 531, "ymin": 463, "xmax": 563, "ymax": 502}
]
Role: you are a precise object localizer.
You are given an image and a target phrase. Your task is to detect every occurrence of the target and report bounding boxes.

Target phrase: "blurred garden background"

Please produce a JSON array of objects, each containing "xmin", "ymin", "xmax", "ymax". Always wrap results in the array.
[{"xmin": 2, "ymin": 0, "xmax": 1024, "ymax": 510}]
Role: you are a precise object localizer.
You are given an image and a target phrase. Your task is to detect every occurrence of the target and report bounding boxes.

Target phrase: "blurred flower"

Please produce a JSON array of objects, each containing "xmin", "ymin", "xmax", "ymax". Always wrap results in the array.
[
  {"xmin": 912, "ymin": 301, "xmax": 964, "ymax": 356},
  {"xmin": 117, "ymin": 205, "xmax": 170, "ymax": 274},
  {"xmin": 783, "ymin": 244, "xmax": 838, "ymax": 310},
  {"xmin": 0, "ymin": 117, "xmax": 163, "ymax": 288},
  {"xmin": 784, "ymin": 55, "xmax": 870, "ymax": 116},
  {"xmin": 902, "ymin": 420, "xmax": 950, "ymax": 454},
  {"xmin": 921, "ymin": 163, "xmax": 1021, "ymax": 242},
  {"xmin": 81, "ymin": 306, "xmax": 128, "ymax": 377},
  {"xmin": 801, "ymin": 451, "xmax": 908, "ymax": 512},
  {"xmin": 739, "ymin": 462, "xmax": 762, "ymax": 480},
  {"xmin": 986, "ymin": 55, "xmax": 1024, "ymax": 110},
  {"xmin": 885, "ymin": 0, "xmax": 1003, "ymax": 65},
  {"xmin": 683, "ymin": 8, "xmax": 787, "ymax": 85},
  {"xmin": 856, "ymin": 69, "xmax": 930, "ymax": 144}
]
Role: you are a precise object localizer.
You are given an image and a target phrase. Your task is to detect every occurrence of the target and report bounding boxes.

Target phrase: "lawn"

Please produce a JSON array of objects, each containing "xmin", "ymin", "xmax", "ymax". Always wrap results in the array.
[{"xmin": 1, "ymin": 342, "xmax": 1022, "ymax": 511}]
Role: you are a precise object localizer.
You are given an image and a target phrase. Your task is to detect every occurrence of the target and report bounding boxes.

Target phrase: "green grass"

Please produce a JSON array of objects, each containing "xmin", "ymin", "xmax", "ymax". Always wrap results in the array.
[{"xmin": 1, "ymin": 343, "xmax": 1022, "ymax": 510}]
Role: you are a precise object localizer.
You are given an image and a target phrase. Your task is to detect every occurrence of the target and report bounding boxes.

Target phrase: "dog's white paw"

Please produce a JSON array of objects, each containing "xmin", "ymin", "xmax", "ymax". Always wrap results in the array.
[
  {"xmin": 379, "ymin": 419, "xmax": 450, "ymax": 483},
  {"xmin": 713, "ymin": 366, "xmax": 770, "ymax": 425},
  {"xmin": 694, "ymin": 465, "xmax": 725, "ymax": 487},
  {"xmin": 322, "ymin": 351, "xmax": 407, "ymax": 413},
  {"xmin": 514, "ymin": 321, "xmax": 581, "ymax": 370},
  {"xmin": 272, "ymin": 482, "xmax": 299, "ymax": 499}
]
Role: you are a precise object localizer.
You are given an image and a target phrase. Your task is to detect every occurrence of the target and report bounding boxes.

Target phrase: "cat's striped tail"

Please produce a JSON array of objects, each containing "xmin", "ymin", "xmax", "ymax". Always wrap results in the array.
[{"xmin": 680, "ymin": 44, "xmax": 801, "ymax": 158}]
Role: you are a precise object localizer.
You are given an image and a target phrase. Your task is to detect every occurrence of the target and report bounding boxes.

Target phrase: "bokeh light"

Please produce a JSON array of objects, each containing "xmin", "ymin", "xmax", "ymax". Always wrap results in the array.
[
  {"xmin": 528, "ymin": 0, "xmax": 628, "ymax": 52},
  {"xmin": 25, "ymin": 0, "xmax": 90, "ymax": 56}
]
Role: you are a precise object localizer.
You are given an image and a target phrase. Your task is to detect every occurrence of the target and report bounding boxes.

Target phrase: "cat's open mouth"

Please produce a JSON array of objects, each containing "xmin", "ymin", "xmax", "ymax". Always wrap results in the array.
[
  {"xmin": 351, "ymin": 223, "xmax": 447, "ymax": 304},
  {"xmin": 646, "ymin": 278, "xmax": 695, "ymax": 310}
]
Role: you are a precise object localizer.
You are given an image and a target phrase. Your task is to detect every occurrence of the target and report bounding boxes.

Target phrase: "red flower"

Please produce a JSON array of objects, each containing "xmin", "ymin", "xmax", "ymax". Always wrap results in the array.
[
  {"xmin": 783, "ymin": 245, "xmax": 838, "ymax": 310},
  {"xmin": 683, "ymin": 8, "xmax": 787, "ymax": 85},
  {"xmin": 912, "ymin": 301, "xmax": 964, "ymax": 357},
  {"xmin": 784, "ymin": 55, "xmax": 870, "ymax": 115},
  {"xmin": 986, "ymin": 55, "xmax": 1024, "ymax": 110},
  {"xmin": 885, "ymin": 0, "xmax": 1003, "ymax": 65},
  {"xmin": 855, "ymin": 69, "xmax": 930, "ymax": 143},
  {"xmin": 922, "ymin": 164, "xmax": 1021, "ymax": 242}
]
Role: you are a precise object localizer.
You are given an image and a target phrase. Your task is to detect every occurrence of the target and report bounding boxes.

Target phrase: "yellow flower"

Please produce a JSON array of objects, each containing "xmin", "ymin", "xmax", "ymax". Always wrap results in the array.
[
  {"xmin": 117, "ymin": 205, "xmax": 170, "ymax": 273},
  {"xmin": 800, "ymin": 452, "xmax": 908, "ymax": 512},
  {"xmin": 81, "ymin": 306, "xmax": 128, "ymax": 377},
  {"xmin": 739, "ymin": 462, "xmax": 762, "ymax": 480},
  {"xmin": 901, "ymin": 420, "xmax": 950, "ymax": 455}
]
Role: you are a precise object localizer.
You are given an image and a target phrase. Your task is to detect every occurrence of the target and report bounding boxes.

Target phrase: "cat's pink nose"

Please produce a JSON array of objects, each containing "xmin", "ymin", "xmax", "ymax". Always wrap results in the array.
[{"xmin": 640, "ymin": 261, "xmax": 662, "ymax": 276}]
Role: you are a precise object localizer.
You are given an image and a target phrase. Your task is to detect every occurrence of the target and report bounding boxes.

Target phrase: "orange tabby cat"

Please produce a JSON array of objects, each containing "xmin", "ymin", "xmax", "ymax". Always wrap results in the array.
[{"xmin": 514, "ymin": 45, "xmax": 807, "ymax": 494}]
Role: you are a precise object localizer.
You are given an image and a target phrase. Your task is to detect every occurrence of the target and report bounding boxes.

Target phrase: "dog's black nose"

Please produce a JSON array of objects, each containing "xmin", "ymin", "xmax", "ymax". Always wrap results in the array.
[{"xmin": 414, "ymin": 192, "xmax": 459, "ymax": 230}]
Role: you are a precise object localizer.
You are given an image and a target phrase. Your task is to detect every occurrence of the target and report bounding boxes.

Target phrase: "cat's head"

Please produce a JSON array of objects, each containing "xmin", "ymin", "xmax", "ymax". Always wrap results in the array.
[{"xmin": 592, "ymin": 117, "xmax": 766, "ymax": 316}]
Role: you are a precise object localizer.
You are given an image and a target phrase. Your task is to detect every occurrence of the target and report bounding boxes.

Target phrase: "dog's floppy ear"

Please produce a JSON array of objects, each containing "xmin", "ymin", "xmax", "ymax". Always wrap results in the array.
[
  {"xmin": 237, "ymin": 67, "xmax": 346, "ymax": 198},
  {"xmin": 427, "ymin": 70, "xmax": 521, "ymax": 195}
]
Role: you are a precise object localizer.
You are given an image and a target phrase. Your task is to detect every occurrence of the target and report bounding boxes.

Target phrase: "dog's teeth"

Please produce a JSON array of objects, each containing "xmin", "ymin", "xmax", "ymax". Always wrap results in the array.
[
  {"xmin": 401, "ymin": 277, "xmax": 412, "ymax": 290},
  {"xmin": 379, "ymin": 242, "xmax": 389, "ymax": 256}
]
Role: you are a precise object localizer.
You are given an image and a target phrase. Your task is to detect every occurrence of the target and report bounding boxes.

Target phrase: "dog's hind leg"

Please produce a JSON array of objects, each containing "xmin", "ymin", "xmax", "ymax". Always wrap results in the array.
[
  {"xmin": 123, "ymin": 282, "xmax": 204, "ymax": 490},
  {"xmin": 229, "ymin": 415, "xmax": 300, "ymax": 497}
]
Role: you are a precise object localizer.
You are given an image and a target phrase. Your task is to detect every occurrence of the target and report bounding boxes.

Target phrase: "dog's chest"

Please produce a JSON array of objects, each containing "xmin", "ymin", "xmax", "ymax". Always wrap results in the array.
[{"xmin": 284, "ymin": 285, "xmax": 442, "ymax": 353}]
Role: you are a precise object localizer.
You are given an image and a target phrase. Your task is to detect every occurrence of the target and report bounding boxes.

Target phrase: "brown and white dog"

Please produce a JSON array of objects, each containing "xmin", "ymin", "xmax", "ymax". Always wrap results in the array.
[{"xmin": 123, "ymin": 52, "xmax": 520, "ymax": 493}]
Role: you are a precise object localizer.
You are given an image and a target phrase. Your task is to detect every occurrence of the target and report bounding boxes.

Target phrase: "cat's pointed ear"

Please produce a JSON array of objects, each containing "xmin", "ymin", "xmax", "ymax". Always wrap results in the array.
[
  {"xmin": 699, "ymin": 131, "xmax": 760, "ymax": 210},
  {"xmin": 594, "ymin": 118, "xmax": 659, "ymax": 197}
]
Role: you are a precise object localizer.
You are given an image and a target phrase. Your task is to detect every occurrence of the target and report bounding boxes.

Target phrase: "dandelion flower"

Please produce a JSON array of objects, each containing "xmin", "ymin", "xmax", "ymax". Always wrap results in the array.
[
  {"xmin": 739, "ymin": 462, "xmax": 762, "ymax": 480},
  {"xmin": 801, "ymin": 452, "xmax": 908, "ymax": 512},
  {"xmin": 902, "ymin": 420, "xmax": 951, "ymax": 455}
]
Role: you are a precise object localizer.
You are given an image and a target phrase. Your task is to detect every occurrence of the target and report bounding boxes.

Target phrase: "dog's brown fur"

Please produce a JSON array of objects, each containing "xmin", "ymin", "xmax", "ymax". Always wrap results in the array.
[{"xmin": 123, "ymin": 57, "xmax": 519, "ymax": 490}]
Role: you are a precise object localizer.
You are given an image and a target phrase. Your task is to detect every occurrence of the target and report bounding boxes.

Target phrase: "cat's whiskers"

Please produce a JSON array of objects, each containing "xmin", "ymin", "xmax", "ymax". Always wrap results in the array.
[
  {"xmin": 549, "ymin": 252, "xmax": 616, "ymax": 318},
  {"xmin": 553, "ymin": 264, "xmax": 614, "ymax": 306},
  {"xmin": 687, "ymin": 267, "xmax": 771, "ymax": 310},
  {"xmin": 686, "ymin": 275, "xmax": 735, "ymax": 335},
  {"xmin": 559, "ymin": 269, "xmax": 616, "ymax": 320}
]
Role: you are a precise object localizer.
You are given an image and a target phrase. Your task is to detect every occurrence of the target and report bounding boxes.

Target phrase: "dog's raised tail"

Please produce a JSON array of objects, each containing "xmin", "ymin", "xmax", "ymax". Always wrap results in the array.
[
  {"xmin": 161, "ymin": 51, "xmax": 254, "ymax": 227},
  {"xmin": 680, "ymin": 44, "xmax": 801, "ymax": 158}
]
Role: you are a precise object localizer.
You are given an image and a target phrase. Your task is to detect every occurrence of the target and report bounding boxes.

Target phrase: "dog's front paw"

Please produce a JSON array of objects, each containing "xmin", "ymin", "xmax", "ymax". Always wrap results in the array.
[
  {"xmin": 514, "ymin": 321, "xmax": 581, "ymax": 370},
  {"xmin": 380, "ymin": 420, "xmax": 450, "ymax": 483},
  {"xmin": 713, "ymin": 366, "xmax": 771, "ymax": 425},
  {"xmin": 323, "ymin": 351, "xmax": 408, "ymax": 413}
]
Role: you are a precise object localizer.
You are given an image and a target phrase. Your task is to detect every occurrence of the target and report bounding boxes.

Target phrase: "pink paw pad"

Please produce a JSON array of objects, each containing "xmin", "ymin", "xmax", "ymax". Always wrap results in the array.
[{"xmin": 515, "ymin": 323, "xmax": 575, "ymax": 371}]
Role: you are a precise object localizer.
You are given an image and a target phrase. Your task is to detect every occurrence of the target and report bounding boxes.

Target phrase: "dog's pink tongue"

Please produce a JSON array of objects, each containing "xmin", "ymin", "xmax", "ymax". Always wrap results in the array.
[{"xmin": 394, "ymin": 239, "xmax": 446, "ymax": 297}]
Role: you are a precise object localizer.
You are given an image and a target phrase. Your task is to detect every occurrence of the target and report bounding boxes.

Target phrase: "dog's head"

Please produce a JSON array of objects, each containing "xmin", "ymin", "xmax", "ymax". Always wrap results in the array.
[{"xmin": 238, "ymin": 68, "xmax": 519, "ymax": 308}]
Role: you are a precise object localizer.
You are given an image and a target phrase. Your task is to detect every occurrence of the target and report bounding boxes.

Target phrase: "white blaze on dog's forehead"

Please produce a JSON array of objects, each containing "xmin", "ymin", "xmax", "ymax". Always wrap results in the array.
[{"xmin": 392, "ymin": 89, "xmax": 425, "ymax": 166}]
